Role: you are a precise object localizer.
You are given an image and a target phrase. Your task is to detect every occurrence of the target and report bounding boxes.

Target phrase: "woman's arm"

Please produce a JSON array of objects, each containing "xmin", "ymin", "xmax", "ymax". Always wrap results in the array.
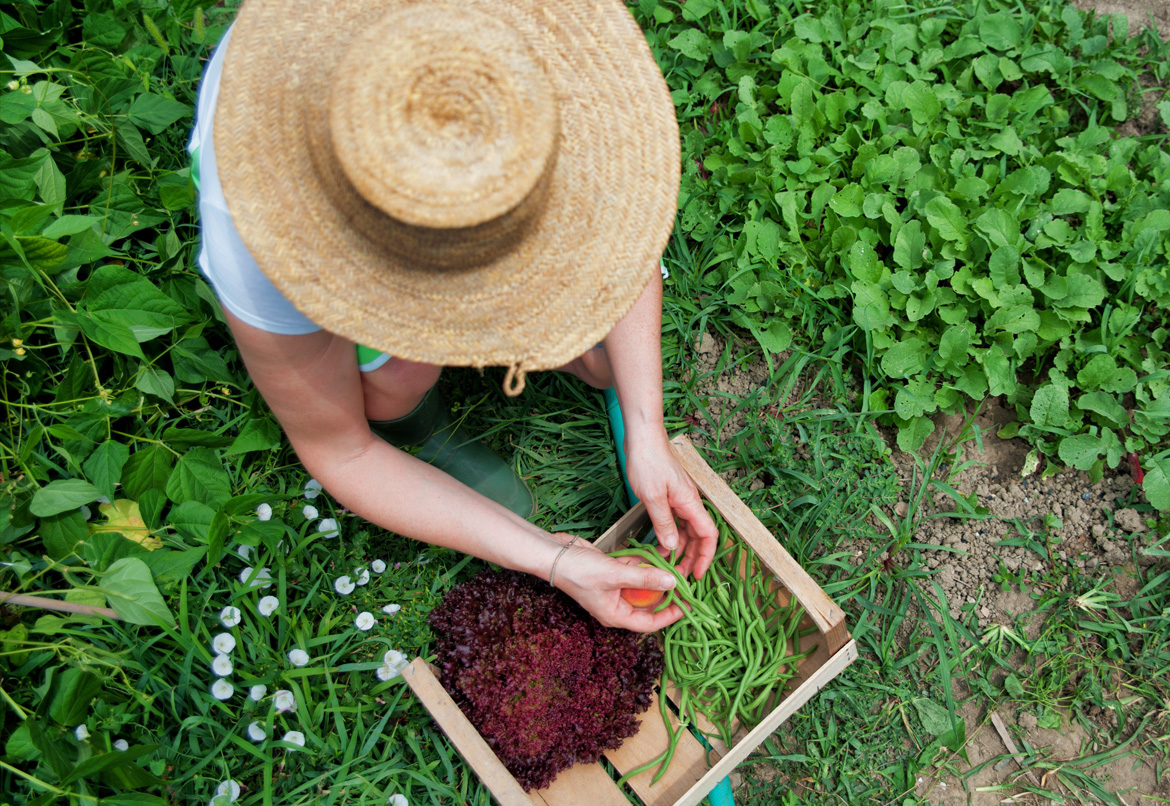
[
  {"xmin": 223, "ymin": 310, "xmax": 685, "ymax": 631},
  {"xmin": 602, "ymin": 268, "xmax": 718, "ymax": 579}
]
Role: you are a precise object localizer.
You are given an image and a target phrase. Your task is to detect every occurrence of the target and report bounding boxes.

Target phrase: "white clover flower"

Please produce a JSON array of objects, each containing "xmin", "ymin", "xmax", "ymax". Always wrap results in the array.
[
  {"xmin": 247, "ymin": 721, "xmax": 266, "ymax": 742},
  {"xmin": 113, "ymin": 739, "xmax": 129, "ymax": 751},
  {"xmin": 388, "ymin": 795, "xmax": 409, "ymax": 806},
  {"xmin": 235, "ymin": 544, "xmax": 255, "ymax": 562},
  {"xmin": 288, "ymin": 648, "xmax": 309, "ymax": 667},
  {"xmin": 212, "ymin": 633, "xmax": 236, "ymax": 654},
  {"xmin": 219, "ymin": 606, "xmax": 242, "ymax": 628},
  {"xmin": 273, "ymin": 690, "xmax": 296, "ymax": 712},
  {"xmin": 211, "ymin": 679, "xmax": 234, "ymax": 700},
  {"xmin": 382, "ymin": 603, "xmax": 401, "ymax": 616},
  {"xmin": 371, "ymin": 559, "xmax": 386, "ymax": 573},
  {"xmin": 74, "ymin": 724, "xmax": 89, "ymax": 741},
  {"xmin": 302, "ymin": 504, "xmax": 318, "ymax": 520},
  {"xmin": 216, "ymin": 780, "xmax": 241, "ymax": 802},
  {"xmin": 211, "ymin": 654, "xmax": 233, "ymax": 677},
  {"xmin": 255, "ymin": 503, "xmax": 272, "ymax": 521},
  {"xmin": 334, "ymin": 575, "xmax": 355, "ymax": 595},
  {"xmin": 318, "ymin": 518, "xmax": 339, "ymax": 538},
  {"xmin": 239, "ymin": 566, "xmax": 273, "ymax": 589},
  {"xmin": 282, "ymin": 730, "xmax": 306, "ymax": 748},
  {"xmin": 258, "ymin": 595, "xmax": 280, "ymax": 616},
  {"xmin": 354, "ymin": 612, "xmax": 376, "ymax": 631},
  {"xmin": 304, "ymin": 479, "xmax": 322, "ymax": 499},
  {"xmin": 355, "ymin": 568, "xmax": 371, "ymax": 586},
  {"xmin": 249, "ymin": 684, "xmax": 267, "ymax": 701}
]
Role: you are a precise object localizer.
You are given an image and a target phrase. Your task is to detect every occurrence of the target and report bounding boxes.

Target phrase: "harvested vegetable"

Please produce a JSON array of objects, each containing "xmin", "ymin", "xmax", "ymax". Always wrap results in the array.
[
  {"xmin": 429, "ymin": 569, "xmax": 663, "ymax": 791},
  {"xmin": 609, "ymin": 503, "xmax": 815, "ymax": 785}
]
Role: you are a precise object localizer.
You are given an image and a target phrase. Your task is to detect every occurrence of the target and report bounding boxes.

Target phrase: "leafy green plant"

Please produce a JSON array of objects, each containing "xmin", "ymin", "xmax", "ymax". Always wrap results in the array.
[{"xmin": 633, "ymin": 0, "xmax": 1170, "ymax": 504}]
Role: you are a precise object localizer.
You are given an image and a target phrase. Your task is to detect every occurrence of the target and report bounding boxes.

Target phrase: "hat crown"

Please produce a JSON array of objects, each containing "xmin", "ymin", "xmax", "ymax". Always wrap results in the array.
[{"xmin": 327, "ymin": 5, "xmax": 560, "ymax": 268}]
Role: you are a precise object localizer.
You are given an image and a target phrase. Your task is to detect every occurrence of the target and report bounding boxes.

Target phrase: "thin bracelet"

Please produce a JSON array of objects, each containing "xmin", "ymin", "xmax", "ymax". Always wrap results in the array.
[{"xmin": 548, "ymin": 535, "xmax": 580, "ymax": 588}]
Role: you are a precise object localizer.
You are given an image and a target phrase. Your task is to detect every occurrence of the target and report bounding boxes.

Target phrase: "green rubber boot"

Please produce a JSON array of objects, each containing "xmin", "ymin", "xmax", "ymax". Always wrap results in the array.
[{"xmin": 368, "ymin": 387, "xmax": 536, "ymax": 519}]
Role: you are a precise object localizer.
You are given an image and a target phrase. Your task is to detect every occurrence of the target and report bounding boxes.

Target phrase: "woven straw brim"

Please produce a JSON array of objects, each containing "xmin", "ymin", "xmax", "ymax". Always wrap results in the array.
[{"xmin": 214, "ymin": 0, "xmax": 681, "ymax": 380}]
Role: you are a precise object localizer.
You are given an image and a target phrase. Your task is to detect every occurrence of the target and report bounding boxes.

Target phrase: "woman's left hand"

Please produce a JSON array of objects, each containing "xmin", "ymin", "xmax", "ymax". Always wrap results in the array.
[{"xmin": 625, "ymin": 430, "xmax": 718, "ymax": 580}]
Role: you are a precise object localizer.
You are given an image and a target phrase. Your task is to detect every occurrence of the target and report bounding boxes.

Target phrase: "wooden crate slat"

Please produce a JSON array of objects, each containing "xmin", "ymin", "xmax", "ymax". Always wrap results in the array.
[
  {"xmin": 400, "ymin": 659, "xmax": 533, "ymax": 806},
  {"xmin": 604, "ymin": 690, "xmax": 715, "ymax": 806},
  {"xmin": 531, "ymin": 760, "xmax": 630, "ymax": 806},
  {"xmin": 669, "ymin": 436, "xmax": 850, "ymax": 655},
  {"xmin": 672, "ymin": 640, "xmax": 860, "ymax": 806}
]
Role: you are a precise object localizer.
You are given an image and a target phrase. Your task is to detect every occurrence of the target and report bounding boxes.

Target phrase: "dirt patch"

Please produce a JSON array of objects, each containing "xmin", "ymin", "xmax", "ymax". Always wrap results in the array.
[{"xmin": 1072, "ymin": 0, "xmax": 1170, "ymax": 40}]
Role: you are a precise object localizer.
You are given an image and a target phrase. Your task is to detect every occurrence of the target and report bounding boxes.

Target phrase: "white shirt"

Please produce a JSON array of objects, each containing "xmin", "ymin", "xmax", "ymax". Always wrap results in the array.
[{"xmin": 188, "ymin": 27, "xmax": 321, "ymax": 335}]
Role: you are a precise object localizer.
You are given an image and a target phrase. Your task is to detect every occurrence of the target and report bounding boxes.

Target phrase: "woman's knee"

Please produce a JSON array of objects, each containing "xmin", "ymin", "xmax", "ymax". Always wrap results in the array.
[{"xmin": 361, "ymin": 358, "xmax": 442, "ymax": 421}]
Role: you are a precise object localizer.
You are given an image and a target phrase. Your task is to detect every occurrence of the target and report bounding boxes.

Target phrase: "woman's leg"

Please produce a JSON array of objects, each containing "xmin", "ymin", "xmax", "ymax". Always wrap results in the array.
[
  {"xmin": 557, "ymin": 345, "xmax": 613, "ymax": 389},
  {"xmin": 360, "ymin": 356, "xmax": 442, "ymax": 421}
]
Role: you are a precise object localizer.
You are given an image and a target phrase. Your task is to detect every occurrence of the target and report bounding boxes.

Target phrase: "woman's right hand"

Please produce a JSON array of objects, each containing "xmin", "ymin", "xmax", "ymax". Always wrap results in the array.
[{"xmin": 549, "ymin": 534, "xmax": 684, "ymax": 633}]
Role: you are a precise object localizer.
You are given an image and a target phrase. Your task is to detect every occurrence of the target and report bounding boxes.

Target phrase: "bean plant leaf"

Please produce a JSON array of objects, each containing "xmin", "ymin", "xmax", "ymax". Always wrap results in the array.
[
  {"xmin": 30, "ymin": 479, "xmax": 103, "ymax": 517},
  {"xmin": 164, "ymin": 447, "xmax": 230, "ymax": 507},
  {"xmin": 101, "ymin": 557, "xmax": 175, "ymax": 626},
  {"xmin": 82, "ymin": 440, "xmax": 130, "ymax": 501}
]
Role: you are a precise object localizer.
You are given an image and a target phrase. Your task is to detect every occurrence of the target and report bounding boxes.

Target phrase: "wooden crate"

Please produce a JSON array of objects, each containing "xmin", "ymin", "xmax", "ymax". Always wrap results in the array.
[{"xmin": 403, "ymin": 434, "xmax": 858, "ymax": 806}]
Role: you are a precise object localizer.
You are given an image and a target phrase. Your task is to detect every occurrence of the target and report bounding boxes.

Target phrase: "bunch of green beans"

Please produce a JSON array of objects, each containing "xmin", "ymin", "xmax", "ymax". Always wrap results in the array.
[{"xmin": 610, "ymin": 505, "xmax": 817, "ymax": 787}]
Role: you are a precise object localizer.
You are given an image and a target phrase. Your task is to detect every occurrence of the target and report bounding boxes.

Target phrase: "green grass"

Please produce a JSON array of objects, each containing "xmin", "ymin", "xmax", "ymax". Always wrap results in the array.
[{"xmin": 1, "ymin": 0, "xmax": 1168, "ymax": 803}]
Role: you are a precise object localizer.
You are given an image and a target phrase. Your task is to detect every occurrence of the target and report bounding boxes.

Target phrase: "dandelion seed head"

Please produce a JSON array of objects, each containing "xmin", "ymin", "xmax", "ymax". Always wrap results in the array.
[
  {"xmin": 255, "ymin": 503, "xmax": 272, "ymax": 521},
  {"xmin": 211, "ymin": 654, "xmax": 233, "ymax": 677},
  {"xmin": 288, "ymin": 648, "xmax": 309, "ymax": 667},
  {"xmin": 212, "ymin": 633, "xmax": 236, "ymax": 654},
  {"xmin": 219, "ymin": 606, "xmax": 242, "ymax": 628},
  {"xmin": 371, "ymin": 559, "xmax": 386, "ymax": 573},
  {"xmin": 354, "ymin": 611, "xmax": 376, "ymax": 631},
  {"xmin": 211, "ymin": 679, "xmax": 234, "ymax": 700}
]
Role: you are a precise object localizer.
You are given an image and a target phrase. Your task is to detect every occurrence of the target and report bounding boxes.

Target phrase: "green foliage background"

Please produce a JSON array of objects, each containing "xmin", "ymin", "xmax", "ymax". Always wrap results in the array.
[{"xmin": 0, "ymin": 0, "xmax": 1168, "ymax": 803}]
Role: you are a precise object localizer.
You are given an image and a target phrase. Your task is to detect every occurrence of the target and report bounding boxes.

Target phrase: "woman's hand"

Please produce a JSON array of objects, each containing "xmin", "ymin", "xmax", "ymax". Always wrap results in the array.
[
  {"xmin": 550, "ymin": 535, "xmax": 687, "ymax": 633},
  {"xmin": 625, "ymin": 430, "xmax": 718, "ymax": 580}
]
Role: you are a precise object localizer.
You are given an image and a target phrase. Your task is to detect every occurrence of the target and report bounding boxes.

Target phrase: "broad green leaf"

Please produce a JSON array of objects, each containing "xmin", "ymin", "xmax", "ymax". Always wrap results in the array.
[
  {"xmin": 226, "ymin": 419, "xmax": 282, "ymax": 455},
  {"xmin": 846, "ymin": 241, "xmax": 881, "ymax": 283},
  {"xmin": 1076, "ymin": 354, "xmax": 1117, "ymax": 391},
  {"xmin": 136, "ymin": 365, "xmax": 175, "ymax": 403},
  {"xmin": 48, "ymin": 667, "xmax": 103, "ymax": 725},
  {"xmin": 881, "ymin": 339, "xmax": 927, "ymax": 379},
  {"xmin": 168, "ymin": 500, "xmax": 216, "ymax": 542},
  {"xmin": 101, "ymin": 557, "xmax": 175, "ymax": 627},
  {"xmin": 90, "ymin": 499, "xmax": 161, "ymax": 550},
  {"xmin": 758, "ymin": 319, "xmax": 792, "ymax": 353},
  {"xmin": 829, "ymin": 183, "xmax": 864, "ymax": 218},
  {"xmin": 1058, "ymin": 434, "xmax": 1105, "ymax": 471},
  {"xmin": 924, "ymin": 197, "xmax": 969, "ymax": 246},
  {"xmin": 1050, "ymin": 189, "xmax": 1092, "ymax": 214},
  {"xmin": 893, "ymin": 221, "xmax": 925, "ymax": 270},
  {"xmin": 914, "ymin": 698, "xmax": 953, "ymax": 736},
  {"xmin": 165, "ymin": 447, "xmax": 231, "ymax": 507},
  {"xmin": 667, "ymin": 29, "xmax": 712, "ymax": 61},
  {"xmin": 1058, "ymin": 272, "xmax": 1105, "ymax": 309},
  {"xmin": 82, "ymin": 440, "xmax": 129, "ymax": 501},
  {"xmin": 938, "ymin": 324, "xmax": 971, "ymax": 371},
  {"xmin": 42, "ymin": 214, "xmax": 97, "ymax": 239},
  {"xmin": 1077, "ymin": 391, "xmax": 1127, "ymax": 428},
  {"xmin": 30, "ymin": 479, "xmax": 103, "ymax": 517},
  {"xmin": 980, "ymin": 13, "xmax": 1022, "ymax": 50},
  {"xmin": 121, "ymin": 446, "xmax": 173, "ymax": 500},
  {"xmin": 39, "ymin": 509, "xmax": 88, "ymax": 560},
  {"xmin": 1144, "ymin": 456, "xmax": 1170, "ymax": 510},
  {"xmin": 1030, "ymin": 384, "xmax": 1069, "ymax": 428},
  {"xmin": 905, "ymin": 82, "xmax": 940, "ymax": 125},
  {"xmin": 141, "ymin": 548, "xmax": 207, "ymax": 591},
  {"xmin": 681, "ymin": 0, "xmax": 717, "ymax": 21},
  {"xmin": 126, "ymin": 93, "xmax": 191, "ymax": 135}
]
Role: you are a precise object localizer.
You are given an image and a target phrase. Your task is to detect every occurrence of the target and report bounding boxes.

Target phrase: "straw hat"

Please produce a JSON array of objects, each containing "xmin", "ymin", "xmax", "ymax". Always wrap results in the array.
[{"xmin": 214, "ymin": 0, "xmax": 681, "ymax": 395}]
